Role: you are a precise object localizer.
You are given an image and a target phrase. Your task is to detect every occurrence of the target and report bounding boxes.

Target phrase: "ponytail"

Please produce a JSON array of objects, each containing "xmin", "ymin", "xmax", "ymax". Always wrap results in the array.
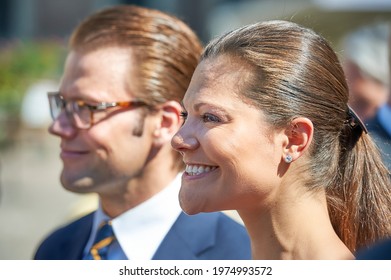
[{"xmin": 327, "ymin": 116, "xmax": 391, "ymax": 252}]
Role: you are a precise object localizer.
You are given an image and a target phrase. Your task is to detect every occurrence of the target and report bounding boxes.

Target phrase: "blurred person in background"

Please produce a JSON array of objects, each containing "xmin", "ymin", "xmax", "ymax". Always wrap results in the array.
[
  {"xmin": 366, "ymin": 85, "xmax": 391, "ymax": 171},
  {"xmin": 340, "ymin": 22, "xmax": 389, "ymax": 122},
  {"xmin": 355, "ymin": 24, "xmax": 391, "ymax": 260},
  {"xmin": 34, "ymin": 5, "xmax": 250, "ymax": 260},
  {"xmin": 363, "ymin": 23, "xmax": 391, "ymax": 171}
]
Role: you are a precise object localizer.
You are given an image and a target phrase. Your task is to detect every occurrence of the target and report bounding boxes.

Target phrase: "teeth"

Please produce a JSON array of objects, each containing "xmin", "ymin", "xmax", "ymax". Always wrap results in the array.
[{"xmin": 185, "ymin": 164, "xmax": 217, "ymax": 176}]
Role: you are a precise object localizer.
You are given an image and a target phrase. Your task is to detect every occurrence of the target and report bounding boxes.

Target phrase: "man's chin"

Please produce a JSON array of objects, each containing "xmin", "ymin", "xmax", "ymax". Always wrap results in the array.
[{"xmin": 61, "ymin": 176, "xmax": 95, "ymax": 194}]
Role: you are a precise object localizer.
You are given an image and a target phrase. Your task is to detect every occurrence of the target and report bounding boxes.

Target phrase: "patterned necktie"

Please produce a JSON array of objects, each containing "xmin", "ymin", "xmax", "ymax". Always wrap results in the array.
[{"xmin": 85, "ymin": 220, "xmax": 116, "ymax": 260}]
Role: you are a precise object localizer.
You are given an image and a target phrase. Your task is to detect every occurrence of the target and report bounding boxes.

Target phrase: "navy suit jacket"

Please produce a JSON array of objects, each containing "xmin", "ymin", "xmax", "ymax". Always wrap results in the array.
[
  {"xmin": 356, "ymin": 238, "xmax": 391, "ymax": 260},
  {"xmin": 34, "ymin": 211, "xmax": 251, "ymax": 260}
]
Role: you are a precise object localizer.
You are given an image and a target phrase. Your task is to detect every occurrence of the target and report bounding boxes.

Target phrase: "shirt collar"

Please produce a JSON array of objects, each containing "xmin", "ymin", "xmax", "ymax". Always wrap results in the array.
[{"xmin": 88, "ymin": 173, "xmax": 182, "ymax": 260}]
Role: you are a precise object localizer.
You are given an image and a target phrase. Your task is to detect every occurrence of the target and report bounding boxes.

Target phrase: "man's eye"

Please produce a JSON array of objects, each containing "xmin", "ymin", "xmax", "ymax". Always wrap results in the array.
[
  {"xmin": 202, "ymin": 113, "xmax": 220, "ymax": 123},
  {"xmin": 72, "ymin": 101, "xmax": 93, "ymax": 113},
  {"xmin": 74, "ymin": 100, "xmax": 88, "ymax": 108}
]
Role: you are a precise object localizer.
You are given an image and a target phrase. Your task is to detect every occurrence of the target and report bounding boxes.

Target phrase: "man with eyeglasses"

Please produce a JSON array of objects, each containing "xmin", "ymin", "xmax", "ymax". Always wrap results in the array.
[{"xmin": 33, "ymin": 5, "xmax": 250, "ymax": 260}]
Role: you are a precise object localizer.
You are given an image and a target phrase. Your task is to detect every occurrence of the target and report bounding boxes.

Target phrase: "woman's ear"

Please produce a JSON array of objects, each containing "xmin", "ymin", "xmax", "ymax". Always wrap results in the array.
[
  {"xmin": 152, "ymin": 100, "xmax": 182, "ymax": 147},
  {"xmin": 282, "ymin": 117, "xmax": 314, "ymax": 163}
]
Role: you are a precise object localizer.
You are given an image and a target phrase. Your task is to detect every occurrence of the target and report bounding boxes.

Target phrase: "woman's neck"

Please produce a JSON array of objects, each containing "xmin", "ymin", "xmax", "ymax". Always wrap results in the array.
[{"xmin": 238, "ymin": 188, "xmax": 354, "ymax": 260}]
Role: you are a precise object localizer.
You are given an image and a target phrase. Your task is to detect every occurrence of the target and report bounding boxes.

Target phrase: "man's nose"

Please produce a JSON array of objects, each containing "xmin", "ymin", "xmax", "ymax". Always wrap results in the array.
[{"xmin": 48, "ymin": 112, "xmax": 78, "ymax": 139}]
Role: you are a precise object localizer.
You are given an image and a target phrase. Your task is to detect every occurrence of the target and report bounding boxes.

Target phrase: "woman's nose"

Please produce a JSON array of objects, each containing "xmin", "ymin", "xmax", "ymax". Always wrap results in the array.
[{"xmin": 171, "ymin": 125, "xmax": 199, "ymax": 153}]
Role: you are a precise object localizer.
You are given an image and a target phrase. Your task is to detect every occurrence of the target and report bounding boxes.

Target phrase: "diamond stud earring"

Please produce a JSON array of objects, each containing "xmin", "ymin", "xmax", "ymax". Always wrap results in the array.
[{"xmin": 284, "ymin": 154, "xmax": 293, "ymax": 163}]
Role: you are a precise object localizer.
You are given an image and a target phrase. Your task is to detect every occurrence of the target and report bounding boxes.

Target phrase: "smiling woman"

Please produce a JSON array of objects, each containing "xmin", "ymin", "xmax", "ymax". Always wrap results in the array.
[{"xmin": 171, "ymin": 20, "xmax": 391, "ymax": 260}]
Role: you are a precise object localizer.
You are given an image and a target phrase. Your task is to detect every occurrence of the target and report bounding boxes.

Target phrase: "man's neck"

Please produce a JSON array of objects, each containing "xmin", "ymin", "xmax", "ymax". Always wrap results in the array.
[{"xmin": 100, "ymin": 167, "xmax": 180, "ymax": 218}]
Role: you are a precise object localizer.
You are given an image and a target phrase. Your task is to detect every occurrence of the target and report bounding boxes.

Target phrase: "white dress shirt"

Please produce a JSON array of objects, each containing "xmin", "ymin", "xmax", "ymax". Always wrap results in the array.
[{"xmin": 83, "ymin": 174, "xmax": 183, "ymax": 260}]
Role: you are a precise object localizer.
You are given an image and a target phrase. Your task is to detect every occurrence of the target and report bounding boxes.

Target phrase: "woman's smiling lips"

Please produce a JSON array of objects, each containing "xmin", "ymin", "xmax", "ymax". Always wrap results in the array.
[{"xmin": 184, "ymin": 164, "xmax": 219, "ymax": 177}]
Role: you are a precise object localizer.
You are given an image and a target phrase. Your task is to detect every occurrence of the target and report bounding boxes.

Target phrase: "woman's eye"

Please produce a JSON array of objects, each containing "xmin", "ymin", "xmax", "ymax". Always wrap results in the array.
[
  {"xmin": 202, "ymin": 113, "xmax": 220, "ymax": 123},
  {"xmin": 180, "ymin": 111, "xmax": 188, "ymax": 120}
]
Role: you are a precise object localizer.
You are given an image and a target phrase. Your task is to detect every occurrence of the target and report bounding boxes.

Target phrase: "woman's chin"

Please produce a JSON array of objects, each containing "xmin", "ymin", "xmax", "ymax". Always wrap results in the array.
[
  {"xmin": 179, "ymin": 199, "xmax": 201, "ymax": 215},
  {"xmin": 178, "ymin": 191, "xmax": 205, "ymax": 215}
]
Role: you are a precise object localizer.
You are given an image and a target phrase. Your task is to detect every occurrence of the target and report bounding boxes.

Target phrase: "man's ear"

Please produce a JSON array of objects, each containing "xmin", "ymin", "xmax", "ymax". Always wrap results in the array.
[
  {"xmin": 282, "ymin": 117, "xmax": 313, "ymax": 163},
  {"xmin": 152, "ymin": 100, "xmax": 182, "ymax": 147}
]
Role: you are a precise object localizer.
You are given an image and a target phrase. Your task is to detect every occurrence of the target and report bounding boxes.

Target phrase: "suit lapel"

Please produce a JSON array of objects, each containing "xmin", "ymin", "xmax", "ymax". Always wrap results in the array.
[
  {"xmin": 152, "ymin": 212, "xmax": 218, "ymax": 260},
  {"xmin": 62, "ymin": 212, "xmax": 94, "ymax": 259}
]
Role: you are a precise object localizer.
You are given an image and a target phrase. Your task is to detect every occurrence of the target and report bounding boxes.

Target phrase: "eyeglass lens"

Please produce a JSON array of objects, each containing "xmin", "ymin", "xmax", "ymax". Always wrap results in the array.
[
  {"xmin": 48, "ymin": 94, "xmax": 92, "ymax": 129},
  {"xmin": 71, "ymin": 101, "xmax": 92, "ymax": 128}
]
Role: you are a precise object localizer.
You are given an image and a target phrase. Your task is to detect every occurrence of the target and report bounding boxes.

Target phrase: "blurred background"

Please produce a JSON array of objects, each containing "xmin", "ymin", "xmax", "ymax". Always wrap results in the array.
[{"xmin": 1, "ymin": 0, "xmax": 390, "ymax": 259}]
